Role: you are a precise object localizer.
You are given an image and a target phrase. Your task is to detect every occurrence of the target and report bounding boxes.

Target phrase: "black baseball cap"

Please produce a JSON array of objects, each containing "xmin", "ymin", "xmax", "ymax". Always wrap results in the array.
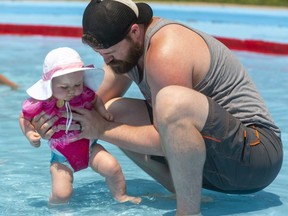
[{"xmin": 82, "ymin": 0, "xmax": 153, "ymax": 49}]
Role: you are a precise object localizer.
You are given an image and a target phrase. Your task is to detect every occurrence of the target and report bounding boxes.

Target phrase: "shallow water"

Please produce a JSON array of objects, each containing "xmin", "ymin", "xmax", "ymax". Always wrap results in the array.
[{"xmin": 0, "ymin": 2, "xmax": 288, "ymax": 216}]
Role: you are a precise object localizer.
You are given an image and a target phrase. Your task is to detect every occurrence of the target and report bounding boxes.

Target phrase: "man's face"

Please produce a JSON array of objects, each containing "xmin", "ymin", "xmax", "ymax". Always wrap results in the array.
[
  {"xmin": 93, "ymin": 35, "xmax": 143, "ymax": 74},
  {"xmin": 108, "ymin": 36, "xmax": 143, "ymax": 74}
]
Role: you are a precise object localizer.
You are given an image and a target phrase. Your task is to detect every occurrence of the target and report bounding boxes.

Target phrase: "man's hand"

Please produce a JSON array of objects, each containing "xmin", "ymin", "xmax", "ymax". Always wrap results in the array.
[
  {"xmin": 71, "ymin": 107, "xmax": 107, "ymax": 141},
  {"xmin": 31, "ymin": 111, "xmax": 59, "ymax": 140}
]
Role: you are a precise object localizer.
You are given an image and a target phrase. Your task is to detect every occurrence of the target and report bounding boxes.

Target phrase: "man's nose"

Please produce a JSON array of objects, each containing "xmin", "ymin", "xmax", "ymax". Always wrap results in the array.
[{"xmin": 102, "ymin": 54, "xmax": 114, "ymax": 64}]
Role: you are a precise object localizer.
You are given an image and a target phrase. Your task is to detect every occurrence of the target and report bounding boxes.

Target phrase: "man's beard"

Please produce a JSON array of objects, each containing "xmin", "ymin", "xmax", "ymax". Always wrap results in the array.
[{"xmin": 108, "ymin": 40, "xmax": 143, "ymax": 74}]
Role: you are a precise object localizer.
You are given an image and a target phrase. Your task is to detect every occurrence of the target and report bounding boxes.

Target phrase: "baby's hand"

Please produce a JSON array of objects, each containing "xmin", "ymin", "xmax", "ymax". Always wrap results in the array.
[
  {"xmin": 94, "ymin": 96, "xmax": 114, "ymax": 122},
  {"xmin": 104, "ymin": 112, "xmax": 114, "ymax": 122},
  {"xmin": 26, "ymin": 131, "xmax": 41, "ymax": 148}
]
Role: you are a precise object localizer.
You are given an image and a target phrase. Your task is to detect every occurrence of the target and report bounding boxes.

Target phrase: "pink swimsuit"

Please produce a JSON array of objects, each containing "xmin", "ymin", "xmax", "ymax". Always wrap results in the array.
[{"xmin": 22, "ymin": 86, "xmax": 95, "ymax": 172}]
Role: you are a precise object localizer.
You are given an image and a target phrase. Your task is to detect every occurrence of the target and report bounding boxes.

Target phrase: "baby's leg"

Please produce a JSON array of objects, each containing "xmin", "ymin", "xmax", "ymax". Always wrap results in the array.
[
  {"xmin": 49, "ymin": 162, "xmax": 73, "ymax": 204},
  {"xmin": 90, "ymin": 144, "xmax": 141, "ymax": 204}
]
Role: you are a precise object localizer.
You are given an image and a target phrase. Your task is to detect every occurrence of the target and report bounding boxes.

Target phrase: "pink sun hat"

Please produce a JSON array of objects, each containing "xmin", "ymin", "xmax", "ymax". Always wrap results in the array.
[{"xmin": 26, "ymin": 47, "xmax": 104, "ymax": 100}]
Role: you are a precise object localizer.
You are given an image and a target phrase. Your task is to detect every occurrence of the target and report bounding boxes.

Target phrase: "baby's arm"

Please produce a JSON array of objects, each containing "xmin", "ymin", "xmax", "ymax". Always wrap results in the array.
[
  {"xmin": 19, "ymin": 112, "xmax": 41, "ymax": 147},
  {"xmin": 94, "ymin": 96, "xmax": 114, "ymax": 121}
]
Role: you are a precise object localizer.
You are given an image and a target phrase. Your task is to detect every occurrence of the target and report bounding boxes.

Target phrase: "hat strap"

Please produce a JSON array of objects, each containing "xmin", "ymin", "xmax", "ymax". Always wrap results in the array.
[{"xmin": 43, "ymin": 62, "xmax": 84, "ymax": 81}]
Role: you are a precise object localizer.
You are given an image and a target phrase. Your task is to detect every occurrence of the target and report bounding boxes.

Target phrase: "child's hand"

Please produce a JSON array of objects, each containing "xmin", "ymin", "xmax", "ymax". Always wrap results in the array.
[
  {"xmin": 94, "ymin": 96, "xmax": 114, "ymax": 122},
  {"xmin": 26, "ymin": 130, "xmax": 41, "ymax": 148},
  {"xmin": 104, "ymin": 112, "xmax": 114, "ymax": 122}
]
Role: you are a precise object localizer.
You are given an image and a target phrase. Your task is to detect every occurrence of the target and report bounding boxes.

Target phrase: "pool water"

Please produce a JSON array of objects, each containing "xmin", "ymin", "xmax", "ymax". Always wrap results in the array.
[{"xmin": 0, "ymin": 2, "xmax": 288, "ymax": 216}]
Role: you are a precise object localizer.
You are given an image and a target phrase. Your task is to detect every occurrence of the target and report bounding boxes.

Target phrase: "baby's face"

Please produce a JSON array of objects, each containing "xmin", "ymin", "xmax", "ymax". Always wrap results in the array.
[{"xmin": 51, "ymin": 71, "xmax": 84, "ymax": 101}]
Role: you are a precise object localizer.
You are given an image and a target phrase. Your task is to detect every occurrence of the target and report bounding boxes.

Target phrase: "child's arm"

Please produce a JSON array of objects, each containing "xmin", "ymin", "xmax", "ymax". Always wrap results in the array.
[
  {"xmin": 94, "ymin": 96, "xmax": 114, "ymax": 121},
  {"xmin": 19, "ymin": 112, "xmax": 41, "ymax": 147}
]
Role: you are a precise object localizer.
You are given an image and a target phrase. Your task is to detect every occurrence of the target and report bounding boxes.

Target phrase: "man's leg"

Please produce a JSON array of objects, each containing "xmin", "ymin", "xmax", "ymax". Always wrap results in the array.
[
  {"xmin": 154, "ymin": 85, "xmax": 209, "ymax": 216},
  {"xmin": 121, "ymin": 149, "xmax": 174, "ymax": 192},
  {"xmin": 105, "ymin": 97, "xmax": 175, "ymax": 192}
]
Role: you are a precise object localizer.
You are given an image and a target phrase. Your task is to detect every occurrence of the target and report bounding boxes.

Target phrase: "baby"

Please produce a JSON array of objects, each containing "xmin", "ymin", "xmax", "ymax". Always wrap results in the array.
[{"xmin": 19, "ymin": 47, "xmax": 141, "ymax": 205}]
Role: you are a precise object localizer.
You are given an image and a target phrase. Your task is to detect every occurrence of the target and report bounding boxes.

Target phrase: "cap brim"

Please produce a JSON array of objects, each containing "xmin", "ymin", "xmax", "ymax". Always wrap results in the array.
[{"xmin": 26, "ymin": 68, "xmax": 104, "ymax": 100}]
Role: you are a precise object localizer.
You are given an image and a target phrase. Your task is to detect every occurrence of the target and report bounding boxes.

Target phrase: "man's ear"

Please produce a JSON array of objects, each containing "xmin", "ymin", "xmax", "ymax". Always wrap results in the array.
[{"xmin": 129, "ymin": 24, "xmax": 140, "ymax": 37}]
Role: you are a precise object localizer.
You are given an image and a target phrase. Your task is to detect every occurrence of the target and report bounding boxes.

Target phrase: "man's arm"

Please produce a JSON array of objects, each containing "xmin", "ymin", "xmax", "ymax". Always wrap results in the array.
[
  {"xmin": 97, "ymin": 64, "xmax": 132, "ymax": 103},
  {"xmin": 71, "ymin": 63, "xmax": 163, "ymax": 155},
  {"xmin": 72, "ymin": 106, "xmax": 163, "ymax": 155}
]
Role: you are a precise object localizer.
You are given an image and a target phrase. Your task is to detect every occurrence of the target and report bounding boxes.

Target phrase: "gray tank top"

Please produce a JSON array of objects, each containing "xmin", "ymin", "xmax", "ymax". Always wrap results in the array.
[{"xmin": 128, "ymin": 18, "xmax": 280, "ymax": 137}]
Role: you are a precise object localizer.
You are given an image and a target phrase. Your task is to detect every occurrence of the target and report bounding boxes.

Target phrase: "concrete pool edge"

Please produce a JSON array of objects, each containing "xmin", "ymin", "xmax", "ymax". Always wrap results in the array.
[{"xmin": 1, "ymin": 23, "xmax": 287, "ymax": 56}]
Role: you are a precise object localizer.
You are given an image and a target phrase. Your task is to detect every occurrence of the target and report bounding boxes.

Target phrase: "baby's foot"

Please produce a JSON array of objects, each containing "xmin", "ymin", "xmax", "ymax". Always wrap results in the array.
[
  {"xmin": 117, "ymin": 195, "xmax": 142, "ymax": 204},
  {"xmin": 127, "ymin": 196, "xmax": 142, "ymax": 204}
]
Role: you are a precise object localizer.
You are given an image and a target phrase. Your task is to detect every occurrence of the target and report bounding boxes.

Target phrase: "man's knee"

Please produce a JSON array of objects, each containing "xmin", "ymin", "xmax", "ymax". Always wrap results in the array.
[
  {"xmin": 155, "ymin": 86, "xmax": 208, "ymax": 130},
  {"xmin": 155, "ymin": 86, "xmax": 188, "ymax": 123}
]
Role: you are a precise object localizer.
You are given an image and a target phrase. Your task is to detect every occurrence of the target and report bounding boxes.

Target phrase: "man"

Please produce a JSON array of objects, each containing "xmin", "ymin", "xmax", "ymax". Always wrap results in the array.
[{"xmin": 33, "ymin": 0, "xmax": 283, "ymax": 215}]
